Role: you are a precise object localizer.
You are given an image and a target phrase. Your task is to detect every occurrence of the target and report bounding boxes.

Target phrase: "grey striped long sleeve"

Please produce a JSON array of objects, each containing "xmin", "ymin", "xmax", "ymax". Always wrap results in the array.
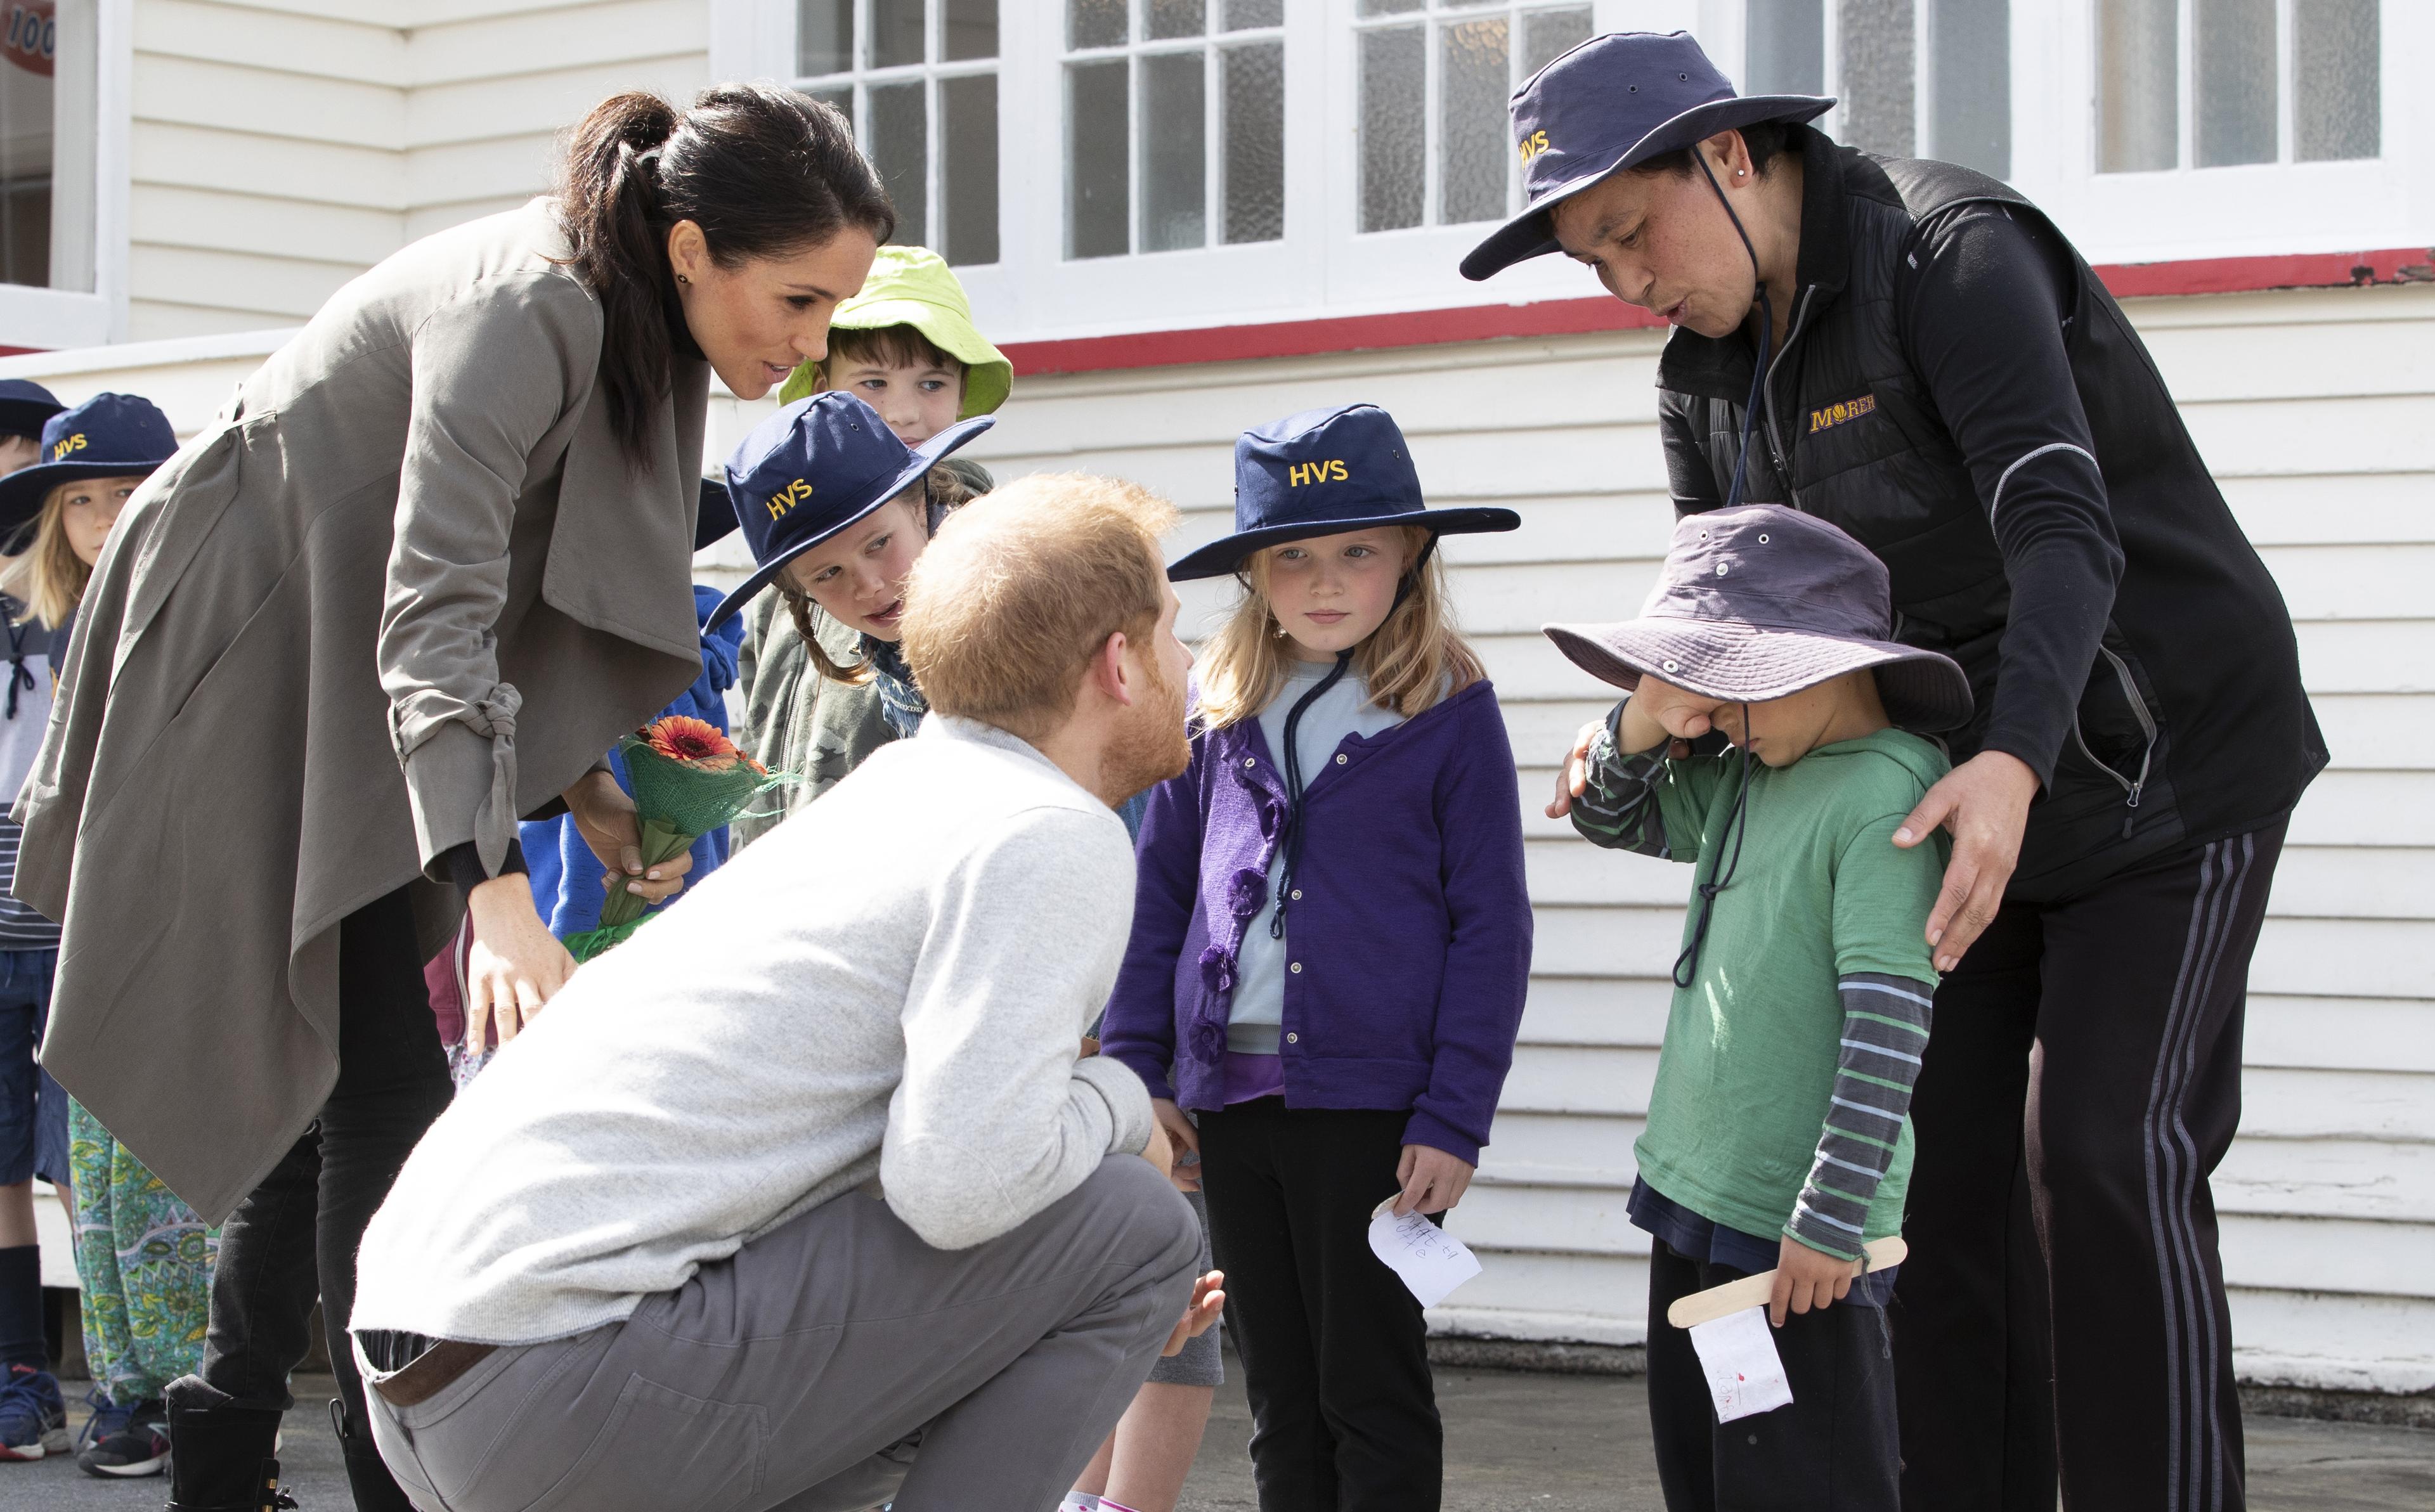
[
  {"xmin": 1568, "ymin": 705, "xmax": 1673, "ymax": 858},
  {"xmin": 1786, "ymin": 971, "xmax": 1936, "ymax": 1260}
]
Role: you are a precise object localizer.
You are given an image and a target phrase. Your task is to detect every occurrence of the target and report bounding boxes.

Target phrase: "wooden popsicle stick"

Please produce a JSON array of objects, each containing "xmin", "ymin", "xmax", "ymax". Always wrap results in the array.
[{"xmin": 1664, "ymin": 1236, "xmax": 1909, "ymax": 1329}]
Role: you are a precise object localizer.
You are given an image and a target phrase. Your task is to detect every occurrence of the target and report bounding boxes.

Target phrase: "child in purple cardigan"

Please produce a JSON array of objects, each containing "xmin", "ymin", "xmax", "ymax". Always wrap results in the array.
[{"xmin": 1100, "ymin": 404, "xmax": 1532, "ymax": 1510}]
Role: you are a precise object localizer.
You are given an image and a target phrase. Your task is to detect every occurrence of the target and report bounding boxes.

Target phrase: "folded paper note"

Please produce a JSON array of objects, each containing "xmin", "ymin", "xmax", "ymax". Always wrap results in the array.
[
  {"xmin": 1367, "ymin": 1198, "xmax": 1483, "ymax": 1307},
  {"xmin": 1689, "ymin": 1307, "xmax": 1796, "ymax": 1423}
]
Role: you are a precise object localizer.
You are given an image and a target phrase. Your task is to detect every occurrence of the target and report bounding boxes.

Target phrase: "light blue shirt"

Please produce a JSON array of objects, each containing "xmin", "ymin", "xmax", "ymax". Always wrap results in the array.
[{"xmin": 1228, "ymin": 659, "xmax": 1405, "ymax": 1053}]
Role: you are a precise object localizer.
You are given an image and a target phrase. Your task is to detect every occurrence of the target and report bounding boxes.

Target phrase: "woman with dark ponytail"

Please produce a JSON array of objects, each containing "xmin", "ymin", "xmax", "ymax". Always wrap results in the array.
[{"xmin": 13, "ymin": 85, "xmax": 890, "ymax": 1511}]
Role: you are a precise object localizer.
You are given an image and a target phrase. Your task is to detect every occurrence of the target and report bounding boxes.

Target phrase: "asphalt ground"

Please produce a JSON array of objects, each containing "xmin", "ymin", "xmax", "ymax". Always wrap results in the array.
[{"xmin": 7, "ymin": 1366, "xmax": 2429, "ymax": 1509}]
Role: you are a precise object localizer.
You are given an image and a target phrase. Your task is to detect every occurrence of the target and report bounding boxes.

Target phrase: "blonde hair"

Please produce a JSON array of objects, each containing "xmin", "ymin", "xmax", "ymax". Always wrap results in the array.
[
  {"xmin": 1193, "ymin": 526, "xmax": 1484, "ymax": 730},
  {"xmin": 899, "ymin": 472, "xmax": 1177, "ymax": 744},
  {"xmin": 0, "ymin": 482, "xmax": 95, "ymax": 629},
  {"xmin": 779, "ymin": 465, "xmax": 972, "ymax": 684}
]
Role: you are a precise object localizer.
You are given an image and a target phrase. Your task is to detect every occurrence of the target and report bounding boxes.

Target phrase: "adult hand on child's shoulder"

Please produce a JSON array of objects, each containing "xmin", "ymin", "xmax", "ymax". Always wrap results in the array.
[
  {"xmin": 1770, "ymin": 1234, "xmax": 1856, "ymax": 1328},
  {"xmin": 1892, "ymin": 749, "xmax": 2041, "ymax": 974},
  {"xmin": 1394, "ymin": 1144, "xmax": 1475, "ymax": 1217}
]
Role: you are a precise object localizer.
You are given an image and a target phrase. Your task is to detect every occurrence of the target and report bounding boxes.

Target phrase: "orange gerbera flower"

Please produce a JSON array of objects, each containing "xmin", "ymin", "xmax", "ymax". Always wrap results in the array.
[{"xmin": 644, "ymin": 715, "xmax": 739, "ymax": 765}]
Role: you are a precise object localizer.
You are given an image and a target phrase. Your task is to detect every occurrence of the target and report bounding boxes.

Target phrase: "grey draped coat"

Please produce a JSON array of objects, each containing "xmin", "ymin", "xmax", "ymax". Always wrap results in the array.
[{"xmin": 13, "ymin": 199, "xmax": 708, "ymax": 1221}]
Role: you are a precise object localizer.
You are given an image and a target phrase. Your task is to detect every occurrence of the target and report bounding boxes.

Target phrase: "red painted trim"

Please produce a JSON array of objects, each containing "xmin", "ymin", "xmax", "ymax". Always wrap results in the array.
[
  {"xmin": 0, "ymin": 346, "xmax": 42, "ymax": 358},
  {"xmin": 999, "ymin": 247, "xmax": 2435, "ymax": 378}
]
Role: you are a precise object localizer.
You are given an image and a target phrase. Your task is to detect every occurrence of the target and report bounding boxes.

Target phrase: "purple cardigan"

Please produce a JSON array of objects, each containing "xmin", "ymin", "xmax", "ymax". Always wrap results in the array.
[{"xmin": 1100, "ymin": 679, "xmax": 1532, "ymax": 1165}]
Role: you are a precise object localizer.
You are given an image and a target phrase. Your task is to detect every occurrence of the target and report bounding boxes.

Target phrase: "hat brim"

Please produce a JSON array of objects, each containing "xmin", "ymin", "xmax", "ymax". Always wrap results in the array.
[
  {"xmin": 1167, "ymin": 505, "xmax": 1521, "ymax": 583},
  {"xmin": 1542, "ymin": 616, "xmax": 1973, "ymax": 733},
  {"xmin": 707, "ymin": 413, "xmax": 995, "ymax": 631},
  {"xmin": 1459, "ymin": 94, "xmax": 1834, "ymax": 281},
  {"xmin": 0, "ymin": 457, "xmax": 167, "ymax": 549},
  {"xmin": 776, "ymin": 297, "xmax": 1014, "ymax": 419},
  {"xmin": 694, "ymin": 475, "xmax": 738, "ymax": 552},
  {"xmin": 0, "ymin": 397, "xmax": 62, "ymax": 440}
]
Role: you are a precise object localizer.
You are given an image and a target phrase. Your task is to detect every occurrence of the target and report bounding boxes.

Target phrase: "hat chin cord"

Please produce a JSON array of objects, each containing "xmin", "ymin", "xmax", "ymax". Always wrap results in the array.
[
  {"xmin": 1692, "ymin": 152, "xmax": 1775, "ymax": 512},
  {"xmin": 1671, "ymin": 704, "xmax": 1756, "ymax": 989}
]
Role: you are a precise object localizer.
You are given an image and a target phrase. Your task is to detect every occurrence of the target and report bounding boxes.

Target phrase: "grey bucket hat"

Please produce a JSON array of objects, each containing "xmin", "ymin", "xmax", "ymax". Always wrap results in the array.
[{"xmin": 1543, "ymin": 505, "xmax": 1973, "ymax": 732}]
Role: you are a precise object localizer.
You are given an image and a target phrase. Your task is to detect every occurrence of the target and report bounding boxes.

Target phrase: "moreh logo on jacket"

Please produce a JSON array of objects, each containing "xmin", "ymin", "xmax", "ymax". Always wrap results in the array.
[
  {"xmin": 1286, "ymin": 460, "xmax": 1349, "ymax": 486},
  {"xmin": 1808, "ymin": 394, "xmax": 1876, "ymax": 434}
]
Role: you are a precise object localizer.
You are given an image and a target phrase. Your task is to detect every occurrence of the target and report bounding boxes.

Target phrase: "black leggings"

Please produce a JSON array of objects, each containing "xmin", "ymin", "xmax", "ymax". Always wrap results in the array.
[{"xmin": 182, "ymin": 886, "xmax": 453, "ymax": 1433}]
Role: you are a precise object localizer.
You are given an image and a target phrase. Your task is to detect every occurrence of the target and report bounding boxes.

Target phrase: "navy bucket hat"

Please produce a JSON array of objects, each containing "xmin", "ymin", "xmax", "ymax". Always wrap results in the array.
[
  {"xmin": 0, "ymin": 392, "xmax": 179, "ymax": 547},
  {"xmin": 1543, "ymin": 505, "xmax": 1972, "ymax": 732},
  {"xmin": 1460, "ymin": 30, "xmax": 1833, "ymax": 281},
  {"xmin": 707, "ymin": 391, "xmax": 992, "ymax": 630},
  {"xmin": 0, "ymin": 380, "xmax": 63, "ymax": 441},
  {"xmin": 1167, "ymin": 404, "xmax": 1518, "ymax": 582}
]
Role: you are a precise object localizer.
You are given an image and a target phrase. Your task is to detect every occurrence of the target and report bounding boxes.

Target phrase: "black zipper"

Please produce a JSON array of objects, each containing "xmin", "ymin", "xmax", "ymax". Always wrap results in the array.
[
  {"xmin": 1759, "ymin": 287, "xmax": 1819, "ymax": 505},
  {"xmin": 2068, "ymin": 644, "xmax": 2157, "ymax": 836}
]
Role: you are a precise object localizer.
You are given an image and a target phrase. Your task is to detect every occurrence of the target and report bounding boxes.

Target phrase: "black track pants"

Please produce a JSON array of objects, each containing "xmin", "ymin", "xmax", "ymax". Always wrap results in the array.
[
  {"xmin": 1198, "ymin": 1099, "xmax": 1441, "ymax": 1512},
  {"xmin": 1894, "ymin": 822, "xmax": 2285, "ymax": 1512}
]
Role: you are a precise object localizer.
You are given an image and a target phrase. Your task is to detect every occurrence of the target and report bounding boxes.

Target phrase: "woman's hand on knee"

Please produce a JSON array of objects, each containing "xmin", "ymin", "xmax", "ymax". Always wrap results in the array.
[{"xmin": 465, "ymin": 874, "xmax": 577, "ymax": 1056}]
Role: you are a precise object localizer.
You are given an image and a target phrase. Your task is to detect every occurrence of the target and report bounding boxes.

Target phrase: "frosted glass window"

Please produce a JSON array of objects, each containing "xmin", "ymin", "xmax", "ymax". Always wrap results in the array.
[
  {"xmin": 2295, "ymin": 0, "xmax": 2378, "ymax": 160},
  {"xmin": 798, "ymin": 1, "xmax": 1001, "ymax": 266},
  {"xmin": 943, "ymin": 0, "xmax": 996, "ymax": 60},
  {"xmin": 2197, "ymin": 0, "xmax": 2277, "ymax": 167},
  {"xmin": 1070, "ymin": 0, "xmax": 1127, "ymax": 49},
  {"xmin": 1148, "ymin": 0, "xmax": 1205, "ymax": 41},
  {"xmin": 1439, "ymin": 18, "xmax": 1510, "ymax": 226},
  {"xmin": 1521, "ymin": 8, "xmax": 1592, "ymax": 82},
  {"xmin": 1838, "ymin": 0, "xmax": 1916, "ymax": 157},
  {"xmin": 1748, "ymin": 0, "xmax": 1826, "ymax": 96},
  {"xmin": 0, "ymin": 0, "xmax": 93, "ymax": 292},
  {"xmin": 1141, "ymin": 52, "xmax": 1208, "ymax": 251},
  {"xmin": 942, "ymin": 73, "xmax": 998, "ymax": 264},
  {"xmin": 1360, "ymin": 0, "xmax": 1425, "ymax": 13},
  {"xmin": 1062, "ymin": 1, "xmax": 1287, "ymax": 259},
  {"xmin": 798, "ymin": 0, "xmax": 853, "ymax": 75},
  {"xmin": 1067, "ymin": 60, "xmax": 1130, "ymax": 257},
  {"xmin": 1223, "ymin": 41, "xmax": 1285, "ymax": 243},
  {"xmin": 1360, "ymin": 25, "xmax": 1425, "ymax": 232},
  {"xmin": 1927, "ymin": 0, "xmax": 2010, "ymax": 179},
  {"xmin": 2098, "ymin": 0, "xmax": 2178, "ymax": 171},
  {"xmin": 873, "ymin": 0, "xmax": 926, "ymax": 68},
  {"xmin": 869, "ymin": 82, "xmax": 928, "ymax": 249}
]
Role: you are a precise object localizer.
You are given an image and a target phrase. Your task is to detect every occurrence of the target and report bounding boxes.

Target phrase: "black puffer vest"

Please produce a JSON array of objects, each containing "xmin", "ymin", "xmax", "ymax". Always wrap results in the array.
[{"xmin": 1657, "ymin": 135, "xmax": 2324, "ymax": 900}]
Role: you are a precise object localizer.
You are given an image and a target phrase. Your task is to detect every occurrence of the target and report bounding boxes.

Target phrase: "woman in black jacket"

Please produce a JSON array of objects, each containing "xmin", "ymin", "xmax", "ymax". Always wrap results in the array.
[{"xmin": 1497, "ymin": 32, "xmax": 2321, "ymax": 1512}]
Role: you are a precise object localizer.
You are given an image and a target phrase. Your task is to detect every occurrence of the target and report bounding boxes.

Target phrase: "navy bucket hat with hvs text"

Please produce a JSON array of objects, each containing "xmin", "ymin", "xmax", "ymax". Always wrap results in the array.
[
  {"xmin": 1460, "ymin": 30, "xmax": 1833, "ymax": 281},
  {"xmin": 0, "ymin": 392, "xmax": 180, "ymax": 550}
]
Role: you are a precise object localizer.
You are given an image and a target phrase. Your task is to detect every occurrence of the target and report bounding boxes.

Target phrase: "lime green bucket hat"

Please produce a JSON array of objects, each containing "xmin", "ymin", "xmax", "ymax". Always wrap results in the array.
[{"xmin": 777, "ymin": 245, "xmax": 1012, "ymax": 418}]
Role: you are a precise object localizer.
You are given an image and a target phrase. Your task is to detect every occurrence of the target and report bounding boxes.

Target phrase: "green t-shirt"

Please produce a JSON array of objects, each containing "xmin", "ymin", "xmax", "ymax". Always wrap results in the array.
[{"xmin": 1630, "ymin": 728, "xmax": 1949, "ymax": 1245}]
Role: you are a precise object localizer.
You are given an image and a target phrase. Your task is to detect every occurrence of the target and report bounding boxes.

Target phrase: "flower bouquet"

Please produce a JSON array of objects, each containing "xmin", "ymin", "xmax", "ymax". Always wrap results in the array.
[{"xmin": 562, "ymin": 715, "xmax": 795, "ymax": 962}]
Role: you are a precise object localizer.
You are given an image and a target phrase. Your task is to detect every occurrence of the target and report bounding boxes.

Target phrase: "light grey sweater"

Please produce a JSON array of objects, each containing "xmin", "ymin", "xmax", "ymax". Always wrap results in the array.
[{"xmin": 351, "ymin": 715, "xmax": 1155, "ymax": 1347}]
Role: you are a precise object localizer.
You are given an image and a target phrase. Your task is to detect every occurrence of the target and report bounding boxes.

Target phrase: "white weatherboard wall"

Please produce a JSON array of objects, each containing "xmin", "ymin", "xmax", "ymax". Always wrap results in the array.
[
  {"xmin": 3, "ymin": 285, "xmax": 2428, "ymax": 1397},
  {"xmin": 947, "ymin": 281, "xmax": 2435, "ymax": 1397},
  {"xmin": 124, "ymin": 0, "xmax": 708, "ymax": 340}
]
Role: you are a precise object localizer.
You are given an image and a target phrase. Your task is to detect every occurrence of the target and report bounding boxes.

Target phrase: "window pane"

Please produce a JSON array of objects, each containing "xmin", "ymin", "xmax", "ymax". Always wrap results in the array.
[
  {"xmin": 1141, "ymin": 51, "xmax": 1207, "ymax": 252},
  {"xmin": 942, "ymin": 72, "xmax": 999, "ymax": 264},
  {"xmin": 1748, "ymin": 0, "xmax": 1826, "ymax": 95},
  {"xmin": 1070, "ymin": 0, "xmax": 1127, "ymax": 49},
  {"xmin": 1838, "ymin": 0, "xmax": 1915, "ymax": 156},
  {"xmin": 872, "ymin": 0, "xmax": 925, "ymax": 67},
  {"xmin": 1439, "ymin": 17, "xmax": 1510, "ymax": 225},
  {"xmin": 1222, "ymin": 40, "xmax": 1283, "ymax": 243},
  {"xmin": 798, "ymin": 0, "xmax": 854, "ymax": 75},
  {"xmin": 1221, "ymin": 0, "xmax": 1282, "ymax": 29},
  {"xmin": 944, "ymin": 0, "xmax": 997, "ymax": 60},
  {"xmin": 1067, "ymin": 59, "xmax": 1130, "ymax": 256},
  {"xmin": 1927, "ymin": 0, "xmax": 2010, "ymax": 178},
  {"xmin": 2295, "ymin": 0, "xmax": 2379, "ymax": 161},
  {"xmin": 2098, "ymin": 0, "xmax": 2177, "ymax": 171},
  {"xmin": 1359, "ymin": 0, "xmax": 1424, "ymax": 15},
  {"xmin": 2195, "ymin": 0, "xmax": 2276, "ymax": 167},
  {"xmin": 1521, "ymin": 8, "xmax": 1593, "ymax": 82},
  {"xmin": 1360, "ymin": 25, "xmax": 1425, "ymax": 232},
  {"xmin": 870, "ymin": 81, "xmax": 928, "ymax": 247},
  {"xmin": 1148, "ymin": 0, "xmax": 1205, "ymax": 41}
]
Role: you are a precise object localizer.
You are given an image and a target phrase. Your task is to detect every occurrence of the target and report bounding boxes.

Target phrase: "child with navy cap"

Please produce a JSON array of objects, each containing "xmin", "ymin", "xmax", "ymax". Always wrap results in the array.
[{"xmin": 1099, "ymin": 403, "xmax": 1532, "ymax": 1509}]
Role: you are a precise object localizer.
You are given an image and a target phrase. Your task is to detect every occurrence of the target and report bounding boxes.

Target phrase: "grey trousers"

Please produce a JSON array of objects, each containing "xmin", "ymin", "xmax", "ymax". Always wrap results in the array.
[{"xmin": 360, "ymin": 1157, "xmax": 1200, "ymax": 1512}]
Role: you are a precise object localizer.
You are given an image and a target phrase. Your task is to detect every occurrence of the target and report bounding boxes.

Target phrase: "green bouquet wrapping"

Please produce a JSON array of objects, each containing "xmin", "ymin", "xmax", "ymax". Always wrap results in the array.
[{"xmin": 562, "ymin": 715, "xmax": 796, "ymax": 962}]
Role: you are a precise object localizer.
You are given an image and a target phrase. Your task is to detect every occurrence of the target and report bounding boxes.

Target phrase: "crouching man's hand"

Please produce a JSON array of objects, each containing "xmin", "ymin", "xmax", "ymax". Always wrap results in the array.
[
  {"xmin": 1164, "ymin": 1271, "xmax": 1225, "ymax": 1357},
  {"xmin": 1769, "ymin": 1234, "xmax": 1856, "ymax": 1328}
]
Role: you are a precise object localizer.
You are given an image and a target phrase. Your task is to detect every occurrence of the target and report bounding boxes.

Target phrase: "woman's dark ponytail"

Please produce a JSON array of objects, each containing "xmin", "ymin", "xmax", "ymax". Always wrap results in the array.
[{"xmin": 558, "ymin": 85, "xmax": 895, "ymax": 467}]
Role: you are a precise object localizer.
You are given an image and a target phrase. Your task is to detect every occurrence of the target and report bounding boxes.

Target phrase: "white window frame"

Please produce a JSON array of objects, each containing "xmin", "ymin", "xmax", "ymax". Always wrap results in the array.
[{"xmin": 0, "ymin": 0, "xmax": 130, "ymax": 351}]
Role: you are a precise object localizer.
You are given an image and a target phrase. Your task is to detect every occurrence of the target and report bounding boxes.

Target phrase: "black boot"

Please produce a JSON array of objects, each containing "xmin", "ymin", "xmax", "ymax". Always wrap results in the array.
[
  {"xmin": 332, "ymin": 1397, "xmax": 420, "ymax": 1512},
  {"xmin": 164, "ymin": 1388, "xmax": 295, "ymax": 1511}
]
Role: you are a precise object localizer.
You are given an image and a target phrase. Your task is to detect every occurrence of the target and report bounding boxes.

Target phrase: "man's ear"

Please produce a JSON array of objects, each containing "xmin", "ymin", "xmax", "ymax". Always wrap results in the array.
[{"xmin": 1092, "ymin": 630, "xmax": 1135, "ymax": 708}]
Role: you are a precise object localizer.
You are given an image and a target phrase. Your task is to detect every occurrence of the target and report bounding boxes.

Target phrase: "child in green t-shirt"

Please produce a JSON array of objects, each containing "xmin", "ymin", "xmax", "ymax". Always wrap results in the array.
[{"xmin": 1545, "ymin": 504, "xmax": 1971, "ymax": 1508}]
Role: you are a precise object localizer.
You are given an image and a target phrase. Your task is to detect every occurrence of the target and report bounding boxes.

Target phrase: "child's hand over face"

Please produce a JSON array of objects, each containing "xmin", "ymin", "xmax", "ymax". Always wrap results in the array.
[
  {"xmin": 1631, "ymin": 675, "xmax": 1729, "ymax": 743},
  {"xmin": 1770, "ymin": 1234, "xmax": 1857, "ymax": 1328}
]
